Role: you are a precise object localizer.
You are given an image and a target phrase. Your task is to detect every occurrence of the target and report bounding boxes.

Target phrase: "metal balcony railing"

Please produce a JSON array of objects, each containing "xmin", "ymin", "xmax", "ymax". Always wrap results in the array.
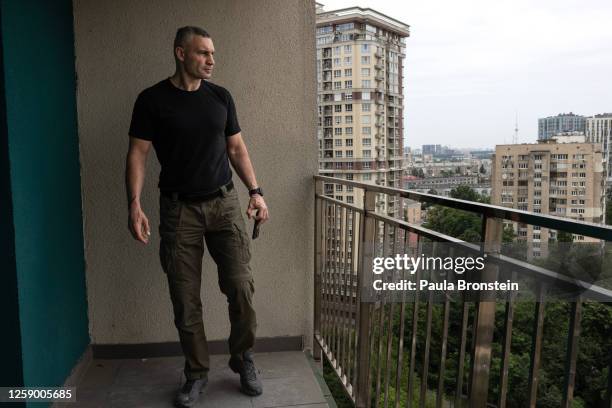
[{"xmin": 313, "ymin": 175, "xmax": 612, "ymax": 408}]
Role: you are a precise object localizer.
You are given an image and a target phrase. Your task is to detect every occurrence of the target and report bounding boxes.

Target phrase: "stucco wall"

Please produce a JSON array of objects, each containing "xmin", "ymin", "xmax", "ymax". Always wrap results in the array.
[{"xmin": 73, "ymin": 0, "xmax": 317, "ymax": 348}]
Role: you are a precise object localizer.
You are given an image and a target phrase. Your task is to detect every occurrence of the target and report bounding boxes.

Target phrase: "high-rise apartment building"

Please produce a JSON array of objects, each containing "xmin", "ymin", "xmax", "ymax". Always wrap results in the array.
[
  {"xmin": 538, "ymin": 113, "xmax": 586, "ymax": 141},
  {"xmin": 316, "ymin": 6, "xmax": 409, "ymax": 216},
  {"xmin": 491, "ymin": 140, "xmax": 605, "ymax": 259},
  {"xmin": 422, "ymin": 144, "xmax": 441, "ymax": 156},
  {"xmin": 586, "ymin": 113, "xmax": 612, "ymax": 187}
]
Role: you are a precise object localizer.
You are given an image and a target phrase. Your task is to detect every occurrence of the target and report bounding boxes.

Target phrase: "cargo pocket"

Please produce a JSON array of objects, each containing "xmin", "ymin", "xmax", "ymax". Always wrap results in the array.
[
  {"xmin": 159, "ymin": 234, "xmax": 177, "ymax": 275},
  {"xmin": 159, "ymin": 194, "xmax": 182, "ymax": 275},
  {"xmin": 232, "ymin": 221, "xmax": 252, "ymax": 264}
]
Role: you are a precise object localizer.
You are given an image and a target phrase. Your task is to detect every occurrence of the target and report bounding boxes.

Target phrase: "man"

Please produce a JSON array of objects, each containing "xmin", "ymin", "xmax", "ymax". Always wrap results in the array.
[{"xmin": 125, "ymin": 26, "xmax": 269, "ymax": 407}]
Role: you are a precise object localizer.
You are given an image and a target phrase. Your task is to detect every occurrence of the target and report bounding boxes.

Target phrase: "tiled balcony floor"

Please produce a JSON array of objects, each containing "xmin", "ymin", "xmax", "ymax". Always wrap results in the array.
[{"xmin": 59, "ymin": 351, "xmax": 332, "ymax": 408}]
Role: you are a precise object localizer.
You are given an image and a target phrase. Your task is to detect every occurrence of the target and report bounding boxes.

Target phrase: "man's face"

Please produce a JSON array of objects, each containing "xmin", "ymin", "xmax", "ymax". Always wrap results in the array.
[{"xmin": 176, "ymin": 35, "xmax": 215, "ymax": 79}]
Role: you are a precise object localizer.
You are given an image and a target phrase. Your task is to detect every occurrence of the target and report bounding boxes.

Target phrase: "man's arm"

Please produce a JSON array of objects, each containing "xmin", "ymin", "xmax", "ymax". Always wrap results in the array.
[
  {"xmin": 226, "ymin": 133, "xmax": 269, "ymax": 224},
  {"xmin": 126, "ymin": 136, "xmax": 152, "ymax": 243}
]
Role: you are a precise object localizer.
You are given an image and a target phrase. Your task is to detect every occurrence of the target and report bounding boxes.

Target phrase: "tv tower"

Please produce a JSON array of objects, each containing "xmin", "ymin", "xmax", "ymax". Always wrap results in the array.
[{"xmin": 513, "ymin": 111, "xmax": 519, "ymax": 144}]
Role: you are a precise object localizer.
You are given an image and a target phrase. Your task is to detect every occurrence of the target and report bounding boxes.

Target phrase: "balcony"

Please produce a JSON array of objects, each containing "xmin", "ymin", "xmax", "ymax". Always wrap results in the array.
[
  {"xmin": 60, "ymin": 351, "xmax": 331, "ymax": 407},
  {"xmin": 313, "ymin": 175, "xmax": 612, "ymax": 407}
]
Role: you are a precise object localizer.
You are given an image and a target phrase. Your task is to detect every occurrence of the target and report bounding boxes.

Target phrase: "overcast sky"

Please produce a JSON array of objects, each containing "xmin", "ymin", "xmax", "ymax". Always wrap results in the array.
[{"xmin": 319, "ymin": 0, "xmax": 612, "ymax": 150}]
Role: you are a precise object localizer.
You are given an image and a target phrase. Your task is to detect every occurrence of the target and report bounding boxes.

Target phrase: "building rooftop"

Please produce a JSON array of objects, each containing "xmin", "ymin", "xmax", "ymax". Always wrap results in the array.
[{"xmin": 316, "ymin": 6, "xmax": 410, "ymax": 36}]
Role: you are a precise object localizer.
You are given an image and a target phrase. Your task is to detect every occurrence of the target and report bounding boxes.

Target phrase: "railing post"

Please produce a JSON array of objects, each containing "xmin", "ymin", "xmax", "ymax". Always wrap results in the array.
[
  {"xmin": 313, "ymin": 179, "xmax": 323, "ymax": 364},
  {"xmin": 469, "ymin": 216, "xmax": 502, "ymax": 407},
  {"xmin": 355, "ymin": 189, "xmax": 377, "ymax": 408}
]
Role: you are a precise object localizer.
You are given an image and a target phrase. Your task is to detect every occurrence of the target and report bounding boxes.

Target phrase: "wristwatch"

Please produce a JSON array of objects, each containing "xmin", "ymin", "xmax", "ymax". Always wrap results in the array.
[{"xmin": 249, "ymin": 187, "xmax": 264, "ymax": 197}]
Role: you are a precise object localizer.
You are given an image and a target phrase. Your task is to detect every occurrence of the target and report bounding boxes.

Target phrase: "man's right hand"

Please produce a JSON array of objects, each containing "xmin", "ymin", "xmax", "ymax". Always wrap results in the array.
[{"xmin": 128, "ymin": 201, "xmax": 151, "ymax": 244}]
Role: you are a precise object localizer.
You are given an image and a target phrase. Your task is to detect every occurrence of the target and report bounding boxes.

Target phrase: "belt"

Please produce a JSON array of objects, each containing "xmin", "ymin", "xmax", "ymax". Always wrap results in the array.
[{"xmin": 161, "ymin": 180, "xmax": 234, "ymax": 202}]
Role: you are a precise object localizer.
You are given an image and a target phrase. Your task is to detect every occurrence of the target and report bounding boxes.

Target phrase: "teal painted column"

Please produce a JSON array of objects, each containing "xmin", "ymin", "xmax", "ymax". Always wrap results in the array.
[
  {"xmin": 0, "ymin": 0, "xmax": 90, "ymax": 401},
  {"xmin": 0, "ymin": 3, "xmax": 23, "ymax": 399}
]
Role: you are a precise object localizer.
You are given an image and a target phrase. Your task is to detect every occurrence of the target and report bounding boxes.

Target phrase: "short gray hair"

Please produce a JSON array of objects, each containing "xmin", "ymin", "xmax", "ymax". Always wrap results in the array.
[{"xmin": 174, "ymin": 26, "xmax": 210, "ymax": 49}]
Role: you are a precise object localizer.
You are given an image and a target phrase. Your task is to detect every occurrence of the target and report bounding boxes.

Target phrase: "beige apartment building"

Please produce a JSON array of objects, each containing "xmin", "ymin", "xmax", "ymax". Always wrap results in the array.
[
  {"xmin": 316, "ymin": 6, "xmax": 409, "ymax": 217},
  {"xmin": 586, "ymin": 113, "xmax": 612, "ymax": 186},
  {"xmin": 491, "ymin": 140, "xmax": 605, "ymax": 259}
]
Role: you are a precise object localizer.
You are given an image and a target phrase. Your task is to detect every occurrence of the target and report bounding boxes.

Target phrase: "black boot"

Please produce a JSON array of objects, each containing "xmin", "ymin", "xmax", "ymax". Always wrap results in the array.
[
  {"xmin": 228, "ymin": 351, "xmax": 263, "ymax": 396},
  {"xmin": 174, "ymin": 377, "xmax": 208, "ymax": 407}
]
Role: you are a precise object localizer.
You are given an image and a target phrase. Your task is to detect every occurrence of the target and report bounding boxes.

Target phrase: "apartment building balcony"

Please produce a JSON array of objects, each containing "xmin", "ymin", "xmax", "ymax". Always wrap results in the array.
[
  {"xmin": 313, "ymin": 176, "xmax": 612, "ymax": 408},
  {"xmin": 3, "ymin": 2, "xmax": 332, "ymax": 407}
]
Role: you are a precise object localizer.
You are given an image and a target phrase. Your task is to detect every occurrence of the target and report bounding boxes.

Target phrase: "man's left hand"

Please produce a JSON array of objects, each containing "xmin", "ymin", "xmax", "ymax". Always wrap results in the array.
[{"xmin": 247, "ymin": 194, "xmax": 269, "ymax": 224}]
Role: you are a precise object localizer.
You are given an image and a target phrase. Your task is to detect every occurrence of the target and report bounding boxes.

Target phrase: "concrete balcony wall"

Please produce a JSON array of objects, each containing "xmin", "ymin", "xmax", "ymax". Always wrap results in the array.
[{"xmin": 73, "ymin": 0, "xmax": 317, "ymax": 349}]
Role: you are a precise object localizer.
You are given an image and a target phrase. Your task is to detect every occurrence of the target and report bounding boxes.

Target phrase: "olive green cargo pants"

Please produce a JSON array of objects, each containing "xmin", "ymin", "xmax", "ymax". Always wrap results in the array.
[{"xmin": 158, "ymin": 184, "xmax": 256, "ymax": 380}]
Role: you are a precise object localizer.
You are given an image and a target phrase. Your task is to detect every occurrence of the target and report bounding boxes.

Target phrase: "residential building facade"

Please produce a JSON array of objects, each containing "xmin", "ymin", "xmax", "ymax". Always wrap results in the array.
[
  {"xmin": 538, "ymin": 112, "xmax": 586, "ymax": 141},
  {"xmin": 586, "ymin": 113, "xmax": 612, "ymax": 187},
  {"xmin": 491, "ymin": 141, "xmax": 605, "ymax": 259},
  {"xmin": 316, "ymin": 6, "xmax": 409, "ymax": 216}
]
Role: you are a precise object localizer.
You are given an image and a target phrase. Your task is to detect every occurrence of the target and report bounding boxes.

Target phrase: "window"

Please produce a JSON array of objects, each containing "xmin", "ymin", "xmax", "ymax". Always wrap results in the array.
[
  {"xmin": 363, "ymin": 150, "xmax": 371, "ymax": 158},
  {"xmin": 362, "ymin": 91, "xmax": 371, "ymax": 100},
  {"xmin": 346, "ymin": 150, "xmax": 353, "ymax": 158},
  {"xmin": 362, "ymin": 138, "xmax": 371, "ymax": 146},
  {"xmin": 361, "ymin": 68, "xmax": 370, "ymax": 76},
  {"xmin": 334, "ymin": 70, "xmax": 341, "ymax": 78},
  {"xmin": 336, "ymin": 23, "xmax": 354, "ymax": 31},
  {"xmin": 362, "ymin": 127, "xmax": 371, "ymax": 134},
  {"xmin": 361, "ymin": 56, "xmax": 371, "ymax": 64},
  {"xmin": 345, "ymin": 127, "xmax": 353, "ymax": 135},
  {"xmin": 335, "ymin": 151, "xmax": 342, "ymax": 158},
  {"xmin": 362, "ymin": 103, "xmax": 371, "ymax": 112},
  {"xmin": 361, "ymin": 44, "xmax": 369, "ymax": 53},
  {"xmin": 333, "ymin": 46, "xmax": 340, "ymax": 55},
  {"xmin": 346, "ymin": 174, "xmax": 353, "ymax": 180},
  {"xmin": 344, "ymin": 57, "xmax": 352, "ymax": 66},
  {"xmin": 362, "ymin": 80, "xmax": 371, "ymax": 88},
  {"xmin": 334, "ymin": 116, "xmax": 341, "ymax": 124},
  {"xmin": 334, "ymin": 81, "xmax": 341, "ymax": 89},
  {"xmin": 344, "ymin": 68, "xmax": 352, "ymax": 76},
  {"xmin": 363, "ymin": 173, "xmax": 371, "ymax": 180},
  {"xmin": 345, "ymin": 80, "xmax": 352, "ymax": 88},
  {"xmin": 345, "ymin": 115, "xmax": 353, "ymax": 124},
  {"xmin": 346, "ymin": 162, "xmax": 353, "ymax": 169},
  {"xmin": 363, "ymin": 162, "xmax": 371, "ymax": 169},
  {"xmin": 346, "ymin": 196, "xmax": 354, "ymax": 204},
  {"xmin": 361, "ymin": 115, "xmax": 371, "ymax": 124},
  {"xmin": 333, "ymin": 58, "xmax": 341, "ymax": 65},
  {"xmin": 345, "ymin": 104, "xmax": 352, "ymax": 112},
  {"xmin": 335, "ymin": 196, "xmax": 343, "ymax": 201},
  {"xmin": 344, "ymin": 45, "xmax": 352, "ymax": 53},
  {"xmin": 334, "ymin": 104, "xmax": 342, "ymax": 112},
  {"xmin": 345, "ymin": 138, "xmax": 353, "ymax": 146},
  {"xmin": 334, "ymin": 128, "xmax": 342, "ymax": 135},
  {"xmin": 335, "ymin": 139, "xmax": 342, "ymax": 146}
]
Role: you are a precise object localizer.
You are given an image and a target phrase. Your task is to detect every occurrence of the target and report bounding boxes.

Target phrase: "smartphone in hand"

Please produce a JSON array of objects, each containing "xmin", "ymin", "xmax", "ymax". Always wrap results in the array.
[{"xmin": 252, "ymin": 219, "xmax": 260, "ymax": 240}]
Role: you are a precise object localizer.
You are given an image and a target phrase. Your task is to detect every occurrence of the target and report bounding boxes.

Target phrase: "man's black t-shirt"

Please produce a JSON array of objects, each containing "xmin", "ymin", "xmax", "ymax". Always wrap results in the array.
[{"xmin": 129, "ymin": 78, "xmax": 241, "ymax": 194}]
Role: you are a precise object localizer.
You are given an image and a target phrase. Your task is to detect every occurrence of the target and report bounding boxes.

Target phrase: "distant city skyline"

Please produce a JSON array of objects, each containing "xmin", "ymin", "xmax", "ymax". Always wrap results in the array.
[{"xmin": 319, "ymin": 0, "xmax": 612, "ymax": 149}]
